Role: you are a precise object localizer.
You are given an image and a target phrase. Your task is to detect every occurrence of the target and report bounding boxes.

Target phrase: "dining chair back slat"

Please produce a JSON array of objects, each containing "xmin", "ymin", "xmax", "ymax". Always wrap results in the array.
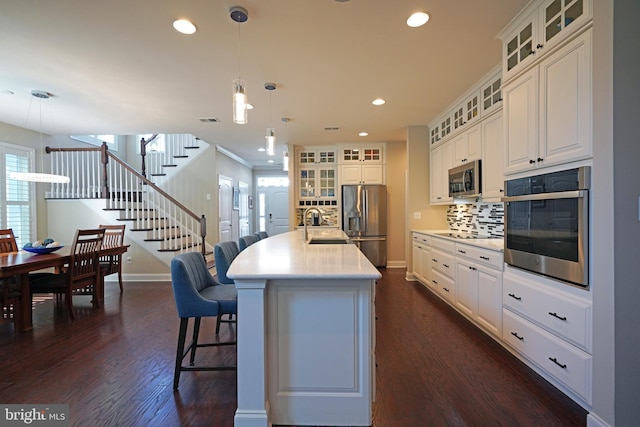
[{"xmin": 98, "ymin": 224, "xmax": 126, "ymax": 291}]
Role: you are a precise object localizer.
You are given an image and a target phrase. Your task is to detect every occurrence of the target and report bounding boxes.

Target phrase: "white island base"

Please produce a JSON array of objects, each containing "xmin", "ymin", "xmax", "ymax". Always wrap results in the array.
[{"xmin": 228, "ymin": 230, "xmax": 380, "ymax": 427}]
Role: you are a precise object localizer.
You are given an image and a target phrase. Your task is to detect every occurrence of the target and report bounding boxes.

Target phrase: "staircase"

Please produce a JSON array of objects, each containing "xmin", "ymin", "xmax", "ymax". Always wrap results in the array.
[{"xmin": 45, "ymin": 135, "xmax": 214, "ymax": 268}]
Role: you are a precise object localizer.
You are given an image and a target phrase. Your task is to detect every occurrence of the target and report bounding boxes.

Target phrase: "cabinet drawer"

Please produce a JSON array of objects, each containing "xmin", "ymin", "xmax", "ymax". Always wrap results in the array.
[
  {"xmin": 412, "ymin": 233, "xmax": 431, "ymax": 246},
  {"xmin": 502, "ymin": 309, "xmax": 592, "ymax": 404},
  {"xmin": 455, "ymin": 244, "xmax": 503, "ymax": 270},
  {"xmin": 503, "ymin": 274, "xmax": 592, "ymax": 352},
  {"xmin": 431, "ymin": 237, "xmax": 454, "ymax": 253},
  {"xmin": 431, "ymin": 248, "xmax": 455, "ymax": 279},
  {"xmin": 431, "ymin": 269, "xmax": 455, "ymax": 304}
]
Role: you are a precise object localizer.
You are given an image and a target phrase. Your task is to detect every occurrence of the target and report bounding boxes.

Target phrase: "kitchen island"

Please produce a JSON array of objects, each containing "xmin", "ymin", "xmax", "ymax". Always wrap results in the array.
[{"xmin": 227, "ymin": 229, "xmax": 381, "ymax": 427}]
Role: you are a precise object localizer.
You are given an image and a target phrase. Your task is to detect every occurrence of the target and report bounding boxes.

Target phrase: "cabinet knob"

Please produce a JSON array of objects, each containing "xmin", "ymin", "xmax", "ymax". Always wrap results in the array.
[
  {"xmin": 537, "ymin": 157, "xmax": 544, "ymax": 162},
  {"xmin": 529, "ymin": 159, "xmax": 536, "ymax": 164},
  {"xmin": 536, "ymin": 43, "xmax": 544, "ymax": 49}
]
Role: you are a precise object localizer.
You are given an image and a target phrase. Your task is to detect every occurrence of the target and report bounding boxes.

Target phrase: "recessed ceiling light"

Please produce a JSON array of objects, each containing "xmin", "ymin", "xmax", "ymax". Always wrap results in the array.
[
  {"xmin": 359, "ymin": 132, "xmax": 368, "ymax": 137},
  {"xmin": 173, "ymin": 19, "xmax": 196, "ymax": 34},
  {"xmin": 258, "ymin": 147, "xmax": 266, "ymax": 152},
  {"xmin": 372, "ymin": 98, "xmax": 385, "ymax": 106},
  {"xmin": 267, "ymin": 159, "xmax": 275, "ymax": 163},
  {"xmin": 407, "ymin": 12, "xmax": 429, "ymax": 28}
]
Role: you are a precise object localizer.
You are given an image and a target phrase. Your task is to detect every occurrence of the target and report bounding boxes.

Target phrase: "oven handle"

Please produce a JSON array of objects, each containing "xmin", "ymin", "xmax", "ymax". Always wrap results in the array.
[{"xmin": 501, "ymin": 190, "xmax": 586, "ymax": 202}]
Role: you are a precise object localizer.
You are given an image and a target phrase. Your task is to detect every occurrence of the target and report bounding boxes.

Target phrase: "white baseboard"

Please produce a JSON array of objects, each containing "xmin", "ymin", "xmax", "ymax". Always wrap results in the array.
[
  {"xmin": 587, "ymin": 412, "xmax": 611, "ymax": 427},
  {"xmin": 385, "ymin": 260, "xmax": 406, "ymax": 269},
  {"xmin": 104, "ymin": 273, "xmax": 171, "ymax": 283}
]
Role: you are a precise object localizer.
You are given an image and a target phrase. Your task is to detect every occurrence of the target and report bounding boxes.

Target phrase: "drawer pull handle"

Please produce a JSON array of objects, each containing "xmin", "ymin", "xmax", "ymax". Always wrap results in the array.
[
  {"xmin": 443, "ymin": 287, "xmax": 450, "ymax": 292},
  {"xmin": 432, "ymin": 258, "xmax": 438, "ymax": 262},
  {"xmin": 549, "ymin": 357, "xmax": 567, "ymax": 369},
  {"xmin": 432, "ymin": 280, "xmax": 438, "ymax": 285},
  {"xmin": 469, "ymin": 266, "xmax": 476, "ymax": 271},
  {"xmin": 479, "ymin": 256, "xmax": 490, "ymax": 260},
  {"xmin": 510, "ymin": 332, "xmax": 524, "ymax": 341},
  {"xmin": 443, "ymin": 263, "xmax": 450, "ymax": 268},
  {"xmin": 458, "ymin": 249, "xmax": 466, "ymax": 254},
  {"xmin": 548, "ymin": 312, "xmax": 567, "ymax": 321},
  {"xmin": 508, "ymin": 293, "xmax": 522, "ymax": 301}
]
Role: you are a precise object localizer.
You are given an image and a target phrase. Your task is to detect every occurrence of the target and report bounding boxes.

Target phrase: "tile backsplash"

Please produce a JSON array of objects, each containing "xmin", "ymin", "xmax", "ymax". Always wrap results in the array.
[
  {"xmin": 296, "ymin": 207, "xmax": 339, "ymax": 227},
  {"xmin": 447, "ymin": 203, "xmax": 504, "ymax": 237}
]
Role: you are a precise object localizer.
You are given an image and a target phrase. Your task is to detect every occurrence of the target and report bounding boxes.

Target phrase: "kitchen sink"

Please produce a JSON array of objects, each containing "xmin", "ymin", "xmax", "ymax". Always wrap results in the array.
[{"xmin": 308, "ymin": 239, "xmax": 350, "ymax": 244}]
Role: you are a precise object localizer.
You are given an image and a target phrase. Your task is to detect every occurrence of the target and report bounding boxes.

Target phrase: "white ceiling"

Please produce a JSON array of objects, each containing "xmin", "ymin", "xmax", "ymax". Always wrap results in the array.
[{"xmin": 0, "ymin": 0, "xmax": 528, "ymax": 168}]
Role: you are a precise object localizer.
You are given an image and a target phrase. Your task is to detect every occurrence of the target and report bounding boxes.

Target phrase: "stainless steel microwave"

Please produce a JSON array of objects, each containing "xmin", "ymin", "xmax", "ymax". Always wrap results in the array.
[{"xmin": 448, "ymin": 160, "xmax": 481, "ymax": 198}]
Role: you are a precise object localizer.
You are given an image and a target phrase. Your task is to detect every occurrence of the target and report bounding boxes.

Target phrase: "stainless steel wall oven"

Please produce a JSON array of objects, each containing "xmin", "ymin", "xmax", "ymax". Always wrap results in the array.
[{"xmin": 502, "ymin": 167, "xmax": 590, "ymax": 287}]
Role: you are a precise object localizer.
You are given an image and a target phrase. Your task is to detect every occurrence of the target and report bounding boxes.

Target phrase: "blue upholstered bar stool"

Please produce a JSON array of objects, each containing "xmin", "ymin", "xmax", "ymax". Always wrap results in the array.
[
  {"xmin": 170, "ymin": 252, "xmax": 236, "ymax": 390},
  {"xmin": 213, "ymin": 241, "xmax": 240, "ymax": 333},
  {"xmin": 238, "ymin": 234, "xmax": 259, "ymax": 251}
]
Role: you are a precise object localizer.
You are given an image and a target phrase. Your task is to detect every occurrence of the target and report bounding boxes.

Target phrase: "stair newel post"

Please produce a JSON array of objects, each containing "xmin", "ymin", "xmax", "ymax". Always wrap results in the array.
[
  {"xmin": 200, "ymin": 214, "xmax": 207, "ymax": 257},
  {"xmin": 100, "ymin": 142, "xmax": 109, "ymax": 199},
  {"xmin": 140, "ymin": 136, "xmax": 147, "ymax": 179}
]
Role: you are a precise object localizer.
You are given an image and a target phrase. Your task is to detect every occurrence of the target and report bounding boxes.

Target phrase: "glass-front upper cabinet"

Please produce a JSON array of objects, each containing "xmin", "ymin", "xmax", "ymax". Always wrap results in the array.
[
  {"xmin": 453, "ymin": 91, "xmax": 480, "ymax": 133},
  {"xmin": 499, "ymin": 0, "xmax": 591, "ymax": 82},
  {"xmin": 338, "ymin": 144, "xmax": 384, "ymax": 164},
  {"xmin": 543, "ymin": 0, "xmax": 584, "ymax": 44},
  {"xmin": 298, "ymin": 148, "xmax": 336, "ymax": 165},
  {"xmin": 481, "ymin": 73, "xmax": 502, "ymax": 116}
]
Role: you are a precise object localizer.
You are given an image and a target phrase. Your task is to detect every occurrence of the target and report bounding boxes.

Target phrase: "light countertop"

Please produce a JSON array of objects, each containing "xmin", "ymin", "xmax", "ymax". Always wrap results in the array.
[
  {"xmin": 412, "ymin": 229, "xmax": 504, "ymax": 252},
  {"xmin": 227, "ymin": 229, "xmax": 381, "ymax": 281}
]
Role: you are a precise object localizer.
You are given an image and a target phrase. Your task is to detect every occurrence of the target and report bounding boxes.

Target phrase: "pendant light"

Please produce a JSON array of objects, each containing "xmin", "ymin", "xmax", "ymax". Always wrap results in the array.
[
  {"xmin": 265, "ymin": 83, "xmax": 276, "ymax": 156},
  {"xmin": 282, "ymin": 117, "xmax": 290, "ymax": 172},
  {"xmin": 9, "ymin": 90, "xmax": 70, "ymax": 184},
  {"xmin": 231, "ymin": 7, "xmax": 249, "ymax": 124}
]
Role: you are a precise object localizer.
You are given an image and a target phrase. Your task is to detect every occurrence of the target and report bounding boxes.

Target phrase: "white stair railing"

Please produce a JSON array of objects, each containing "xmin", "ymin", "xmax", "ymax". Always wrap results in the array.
[{"xmin": 45, "ymin": 142, "xmax": 208, "ymax": 257}]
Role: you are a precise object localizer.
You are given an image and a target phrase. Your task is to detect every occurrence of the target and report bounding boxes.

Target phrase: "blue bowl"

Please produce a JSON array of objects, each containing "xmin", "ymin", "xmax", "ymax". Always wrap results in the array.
[{"xmin": 23, "ymin": 245, "xmax": 64, "ymax": 254}]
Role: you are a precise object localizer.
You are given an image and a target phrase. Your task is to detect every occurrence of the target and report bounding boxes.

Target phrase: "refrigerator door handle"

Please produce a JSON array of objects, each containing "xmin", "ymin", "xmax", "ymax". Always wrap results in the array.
[{"xmin": 362, "ymin": 188, "xmax": 367, "ymax": 233}]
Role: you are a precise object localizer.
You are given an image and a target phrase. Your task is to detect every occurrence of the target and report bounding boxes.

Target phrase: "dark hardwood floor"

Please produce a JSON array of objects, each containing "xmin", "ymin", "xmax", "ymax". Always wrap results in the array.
[{"xmin": 0, "ymin": 268, "xmax": 587, "ymax": 426}]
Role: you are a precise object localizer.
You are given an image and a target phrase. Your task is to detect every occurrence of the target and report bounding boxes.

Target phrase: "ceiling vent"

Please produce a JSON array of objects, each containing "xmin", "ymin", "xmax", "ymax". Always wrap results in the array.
[
  {"xmin": 324, "ymin": 126, "xmax": 340, "ymax": 131},
  {"xmin": 199, "ymin": 117, "xmax": 221, "ymax": 123}
]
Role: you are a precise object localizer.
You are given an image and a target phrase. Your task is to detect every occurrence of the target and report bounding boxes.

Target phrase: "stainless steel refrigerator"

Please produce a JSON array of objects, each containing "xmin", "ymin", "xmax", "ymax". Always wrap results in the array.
[{"xmin": 342, "ymin": 184, "xmax": 387, "ymax": 267}]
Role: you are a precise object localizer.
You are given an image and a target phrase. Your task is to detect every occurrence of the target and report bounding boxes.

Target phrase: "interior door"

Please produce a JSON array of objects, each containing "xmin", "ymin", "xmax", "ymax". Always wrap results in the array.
[
  {"xmin": 239, "ymin": 181, "xmax": 249, "ymax": 237},
  {"xmin": 265, "ymin": 186, "xmax": 289, "ymax": 236},
  {"xmin": 218, "ymin": 175, "xmax": 233, "ymax": 242}
]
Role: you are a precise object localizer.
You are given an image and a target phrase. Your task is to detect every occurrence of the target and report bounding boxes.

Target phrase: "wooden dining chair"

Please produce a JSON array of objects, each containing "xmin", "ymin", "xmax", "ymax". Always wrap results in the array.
[
  {"xmin": 98, "ymin": 224, "xmax": 126, "ymax": 292},
  {"xmin": 30, "ymin": 228, "xmax": 105, "ymax": 320},
  {"xmin": 0, "ymin": 228, "xmax": 18, "ymax": 253},
  {"xmin": 0, "ymin": 228, "xmax": 22, "ymax": 330}
]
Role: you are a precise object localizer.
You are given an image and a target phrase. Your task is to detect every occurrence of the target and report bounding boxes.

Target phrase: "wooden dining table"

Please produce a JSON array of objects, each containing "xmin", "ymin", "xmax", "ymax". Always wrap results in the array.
[{"xmin": 0, "ymin": 245, "xmax": 129, "ymax": 332}]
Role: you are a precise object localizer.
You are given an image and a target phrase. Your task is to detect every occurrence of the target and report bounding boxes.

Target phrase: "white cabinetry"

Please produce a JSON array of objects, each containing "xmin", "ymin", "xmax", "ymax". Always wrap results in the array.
[
  {"xmin": 295, "ymin": 146, "xmax": 337, "ymax": 206},
  {"xmin": 499, "ymin": 0, "xmax": 592, "ymax": 82},
  {"xmin": 454, "ymin": 243, "xmax": 504, "ymax": 337},
  {"xmin": 338, "ymin": 144, "xmax": 385, "ymax": 185},
  {"xmin": 502, "ymin": 269, "xmax": 592, "ymax": 404},
  {"xmin": 452, "ymin": 123, "xmax": 482, "ymax": 166},
  {"xmin": 481, "ymin": 111, "xmax": 504, "ymax": 200},
  {"xmin": 411, "ymin": 233, "xmax": 432, "ymax": 287},
  {"xmin": 502, "ymin": 22, "xmax": 592, "ymax": 175},
  {"xmin": 429, "ymin": 238, "xmax": 456, "ymax": 304},
  {"xmin": 429, "ymin": 142, "xmax": 453, "ymax": 204}
]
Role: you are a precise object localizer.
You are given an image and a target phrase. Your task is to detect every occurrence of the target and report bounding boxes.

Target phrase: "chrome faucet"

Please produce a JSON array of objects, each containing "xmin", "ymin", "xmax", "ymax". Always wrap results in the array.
[{"xmin": 303, "ymin": 207, "xmax": 323, "ymax": 242}]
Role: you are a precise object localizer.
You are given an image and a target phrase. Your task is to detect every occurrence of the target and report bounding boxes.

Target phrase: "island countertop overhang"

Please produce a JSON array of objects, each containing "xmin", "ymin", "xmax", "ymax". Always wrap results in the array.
[{"xmin": 227, "ymin": 229, "xmax": 381, "ymax": 281}]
